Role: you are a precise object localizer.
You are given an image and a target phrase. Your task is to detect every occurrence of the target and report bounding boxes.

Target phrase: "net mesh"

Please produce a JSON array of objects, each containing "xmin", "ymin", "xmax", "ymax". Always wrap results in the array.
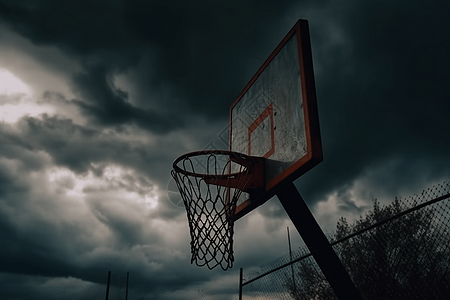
[{"xmin": 171, "ymin": 151, "xmax": 252, "ymax": 270}]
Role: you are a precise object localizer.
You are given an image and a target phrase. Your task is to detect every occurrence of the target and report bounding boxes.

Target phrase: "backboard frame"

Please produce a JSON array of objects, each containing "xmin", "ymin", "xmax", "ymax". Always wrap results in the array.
[{"xmin": 229, "ymin": 19, "xmax": 322, "ymax": 220}]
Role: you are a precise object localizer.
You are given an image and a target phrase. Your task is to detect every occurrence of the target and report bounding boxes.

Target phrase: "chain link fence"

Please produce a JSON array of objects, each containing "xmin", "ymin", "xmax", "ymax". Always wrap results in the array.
[{"xmin": 241, "ymin": 180, "xmax": 450, "ymax": 299}]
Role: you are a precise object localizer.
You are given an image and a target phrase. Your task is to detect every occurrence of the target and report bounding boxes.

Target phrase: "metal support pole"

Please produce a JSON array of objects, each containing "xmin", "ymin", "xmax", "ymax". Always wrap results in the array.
[
  {"xmin": 287, "ymin": 227, "xmax": 298, "ymax": 299},
  {"xmin": 125, "ymin": 272, "xmax": 129, "ymax": 300},
  {"xmin": 105, "ymin": 271, "xmax": 111, "ymax": 300},
  {"xmin": 239, "ymin": 267, "xmax": 243, "ymax": 300},
  {"xmin": 276, "ymin": 182, "xmax": 362, "ymax": 300}
]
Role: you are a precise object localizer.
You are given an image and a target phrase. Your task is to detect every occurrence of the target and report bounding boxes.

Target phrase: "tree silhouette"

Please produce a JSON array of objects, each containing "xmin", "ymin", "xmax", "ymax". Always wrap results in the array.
[{"xmin": 284, "ymin": 198, "xmax": 450, "ymax": 300}]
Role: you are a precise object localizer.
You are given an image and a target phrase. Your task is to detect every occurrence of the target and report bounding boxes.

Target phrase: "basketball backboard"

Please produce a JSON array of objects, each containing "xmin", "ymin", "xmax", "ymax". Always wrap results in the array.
[{"xmin": 230, "ymin": 19, "xmax": 322, "ymax": 220}]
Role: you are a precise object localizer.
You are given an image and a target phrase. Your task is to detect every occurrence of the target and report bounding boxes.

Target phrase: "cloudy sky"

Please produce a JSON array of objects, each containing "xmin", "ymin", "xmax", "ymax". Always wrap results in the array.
[{"xmin": 0, "ymin": 0, "xmax": 449, "ymax": 298}]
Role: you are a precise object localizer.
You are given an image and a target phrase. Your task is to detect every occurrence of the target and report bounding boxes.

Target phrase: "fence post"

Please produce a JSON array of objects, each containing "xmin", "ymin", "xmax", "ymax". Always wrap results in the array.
[
  {"xmin": 239, "ymin": 267, "xmax": 243, "ymax": 300},
  {"xmin": 105, "ymin": 271, "xmax": 111, "ymax": 300},
  {"xmin": 287, "ymin": 227, "xmax": 298, "ymax": 299},
  {"xmin": 125, "ymin": 272, "xmax": 129, "ymax": 300}
]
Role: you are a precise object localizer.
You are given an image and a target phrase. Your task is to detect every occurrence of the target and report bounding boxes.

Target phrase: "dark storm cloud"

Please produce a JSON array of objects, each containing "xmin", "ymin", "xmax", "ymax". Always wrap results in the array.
[
  {"xmin": 0, "ymin": 0, "xmax": 131, "ymax": 56},
  {"xmin": 116, "ymin": 0, "xmax": 305, "ymax": 117},
  {"xmin": 294, "ymin": 0, "xmax": 450, "ymax": 203},
  {"xmin": 15, "ymin": 115, "xmax": 99, "ymax": 173},
  {"xmin": 0, "ymin": 0, "xmax": 308, "ymax": 128},
  {"xmin": 70, "ymin": 64, "xmax": 184, "ymax": 132},
  {"xmin": 0, "ymin": 110, "xmax": 208, "ymax": 222},
  {"xmin": 3, "ymin": 0, "xmax": 447, "ymax": 182},
  {"xmin": 0, "ymin": 164, "xmax": 83, "ymax": 278},
  {"xmin": 0, "ymin": 121, "xmax": 206, "ymax": 288},
  {"xmin": 13, "ymin": 114, "xmax": 161, "ymax": 175}
]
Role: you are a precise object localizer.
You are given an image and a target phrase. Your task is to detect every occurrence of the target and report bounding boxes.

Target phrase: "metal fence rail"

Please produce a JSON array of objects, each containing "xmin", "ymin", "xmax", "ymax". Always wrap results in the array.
[{"xmin": 241, "ymin": 180, "xmax": 450, "ymax": 299}]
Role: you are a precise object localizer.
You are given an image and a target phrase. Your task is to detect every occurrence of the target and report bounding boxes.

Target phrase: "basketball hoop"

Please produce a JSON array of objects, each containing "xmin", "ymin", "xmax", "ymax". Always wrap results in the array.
[{"xmin": 171, "ymin": 150, "xmax": 264, "ymax": 270}]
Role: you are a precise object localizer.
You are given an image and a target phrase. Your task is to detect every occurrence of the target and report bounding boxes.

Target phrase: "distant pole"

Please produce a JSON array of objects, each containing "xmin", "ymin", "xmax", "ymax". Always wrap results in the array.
[
  {"xmin": 105, "ymin": 271, "xmax": 111, "ymax": 300},
  {"xmin": 277, "ymin": 182, "xmax": 363, "ymax": 300},
  {"xmin": 287, "ymin": 227, "xmax": 297, "ymax": 298},
  {"xmin": 239, "ymin": 267, "xmax": 243, "ymax": 300},
  {"xmin": 125, "ymin": 272, "xmax": 129, "ymax": 300}
]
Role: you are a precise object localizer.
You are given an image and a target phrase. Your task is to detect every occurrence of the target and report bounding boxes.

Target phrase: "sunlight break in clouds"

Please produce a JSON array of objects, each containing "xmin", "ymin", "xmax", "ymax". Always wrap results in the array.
[
  {"xmin": 0, "ymin": 102, "xmax": 55, "ymax": 123},
  {"xmin": 48, "ymin": 165, "xmax": 159, "ymax": 208},
  {"xmin": 0, "ymin": 69, "xmax": 30, "ymax": 94},
  {"xmin": 0, "ymin": 68, "xmax": 56, "ymax": 123}
]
